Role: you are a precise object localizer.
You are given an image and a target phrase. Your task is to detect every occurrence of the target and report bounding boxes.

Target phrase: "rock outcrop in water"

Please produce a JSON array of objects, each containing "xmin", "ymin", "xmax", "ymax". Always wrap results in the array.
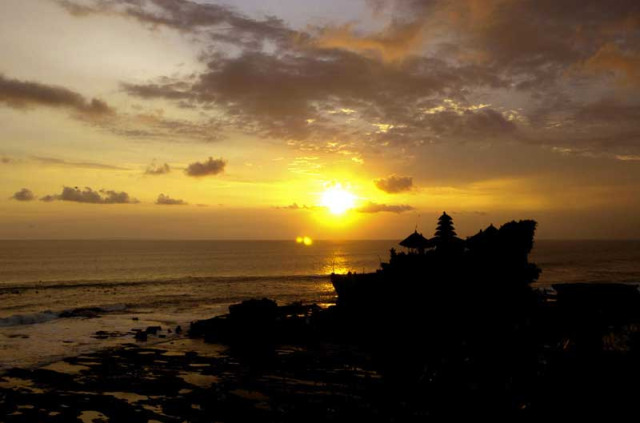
[
  {"xmin": 332, "ymin": 214, "xmax": 541, "ymax": 317},
  {"xmin": 187, "ymin": 214, "xmax": 640, "ymax": 420}
]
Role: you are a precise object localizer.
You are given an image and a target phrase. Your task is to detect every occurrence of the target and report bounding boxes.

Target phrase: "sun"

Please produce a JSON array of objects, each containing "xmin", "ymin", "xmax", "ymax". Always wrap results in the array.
[{"xmin": 320, "ymin": 183, "xmax": 356, "ymax": 215}]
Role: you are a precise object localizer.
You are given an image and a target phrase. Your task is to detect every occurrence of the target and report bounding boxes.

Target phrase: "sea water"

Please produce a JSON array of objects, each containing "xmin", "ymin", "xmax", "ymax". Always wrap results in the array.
[{"xmin": 0, "ymin": 239, "xmax": 639, "ymax": 369}]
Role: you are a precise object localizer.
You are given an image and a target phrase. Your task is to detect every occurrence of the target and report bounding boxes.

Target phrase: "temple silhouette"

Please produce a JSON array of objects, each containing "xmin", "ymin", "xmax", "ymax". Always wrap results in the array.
[{"xmin": 332, "ymin": 212, "xmax": 540, "ymax": 311}]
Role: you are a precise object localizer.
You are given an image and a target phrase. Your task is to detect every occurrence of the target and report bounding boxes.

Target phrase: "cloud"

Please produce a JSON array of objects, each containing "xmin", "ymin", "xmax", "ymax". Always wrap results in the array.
[
  {"xmin": 0, "ymin": 74, "xmax": 113, "ymax": 117},
  {"xmin": 275, "ymin": 203, "xmax": 317, "ymax": 210},
  {"xmin": 374, "ymin": 175, "xmax": 414, "ymax": 193},
  {"xmin": 58, "ymin": 0, "xmax": 640, "ymax": 158},
  {"xmin": 583, "ymin": 43, "xmax": 640, "ymax": 86},
  {"xmin": 357, "ymin": 201, "xmax": 415, "ymax": 213},
  {"xmin": 107, "ymin": 110, "xmax": 224, "ymax": 143},
  {"xmin": 185, "ymin": 157, "xmax": 227, "ymax": 177},
  {"xmin": 41, "ymin": 186, "xmax": 138, "ymax": 204},
  {"xmin": 309, "ymin": 21, "xmax": 428, "ymax": 63},
  {"xmin": 156, "ymin": 194, "xmax": 187, "ymax": 205},
  {"xmin": 145, "ymin": 161, "xmax": 171, "ymax": 175},
  {"xmin": 524, "ymin": 99, "xmax": 640, "ymax": 156},
  {"xmin": 616, "ymin": 155, "xmax": 640, "ymax": 161},
  {"xmin": 31, "ymin": 156, "xmax": 128, "ymax": 170},
  {"xmin": 55, "ymin": 0, "xmax": 293, "ymax": 48},
  {"xmin": 0, "ymin": 74, "xmax": 222, "ymax": 143},
  {"xmin": 277, "ymin": 203, "xmax": 303, "ymax": 210},
  {"xmin": 123, "ymin": 50, "xmax": 508, "ymax": 148},
  {"xmin": 66, "ymin": 1, "xmax": 509, "ymax": 149},
  {"xmin": 11, "ymin": 188, "xmax": 35, "ymax": 202},
  {"xmin": 1, "ymin": 156, "xmax": 13, "ymax": 164}
]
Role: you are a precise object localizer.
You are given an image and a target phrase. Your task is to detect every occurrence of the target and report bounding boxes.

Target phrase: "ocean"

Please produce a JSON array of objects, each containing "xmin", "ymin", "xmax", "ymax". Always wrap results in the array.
[{"xmin": 0, "ymin": 239, "xmax": 639, "ymax": 369}]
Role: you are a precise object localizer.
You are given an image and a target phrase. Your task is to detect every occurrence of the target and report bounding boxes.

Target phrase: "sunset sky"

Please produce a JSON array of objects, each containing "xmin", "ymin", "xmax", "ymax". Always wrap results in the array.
[{"xmin": 1, "ymin": 0, "xmax": 639, "ymax": 239}]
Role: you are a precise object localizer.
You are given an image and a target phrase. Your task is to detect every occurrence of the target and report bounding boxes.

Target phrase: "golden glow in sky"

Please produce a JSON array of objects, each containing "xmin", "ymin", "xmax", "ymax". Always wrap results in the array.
[
  {"xmin": 320, "ymin": 184, "xmax": 357, "ymax": 215},
  {"xmin": 0, "ymin": 0, "xmax": 639, "ymax": 240}
]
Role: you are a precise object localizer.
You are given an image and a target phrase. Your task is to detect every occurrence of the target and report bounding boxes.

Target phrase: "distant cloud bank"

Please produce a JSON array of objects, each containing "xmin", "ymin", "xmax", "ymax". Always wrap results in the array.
[
  {"xmin": 357, "ymin": 201, "xmax": 414, "ymax": 214},
  {"xmin": 156, "ymin": 194, "xmax": 187, "ymax": 205},
  {"xmin": 41, "ymin": 186, "xmax": 137, "ymax": 204}
]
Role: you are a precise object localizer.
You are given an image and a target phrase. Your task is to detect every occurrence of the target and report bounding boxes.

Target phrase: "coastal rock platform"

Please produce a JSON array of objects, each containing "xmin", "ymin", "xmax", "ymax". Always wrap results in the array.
[{"xmin": 0, "ymin": 337, "xmax": 387, "ymax": 423}]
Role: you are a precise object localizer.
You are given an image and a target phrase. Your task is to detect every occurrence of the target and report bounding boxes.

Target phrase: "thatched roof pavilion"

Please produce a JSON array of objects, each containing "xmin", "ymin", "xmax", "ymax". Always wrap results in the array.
[{"xmin": 399, "ymin": 230, "xmax": 433, "ymax": 254}]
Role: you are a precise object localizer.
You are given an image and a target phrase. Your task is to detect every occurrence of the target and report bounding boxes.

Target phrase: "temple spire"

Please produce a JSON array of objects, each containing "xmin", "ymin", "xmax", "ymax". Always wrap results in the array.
[{"xmin": 434, "ymin": 211, "xmax": 457, "ymax": 241}]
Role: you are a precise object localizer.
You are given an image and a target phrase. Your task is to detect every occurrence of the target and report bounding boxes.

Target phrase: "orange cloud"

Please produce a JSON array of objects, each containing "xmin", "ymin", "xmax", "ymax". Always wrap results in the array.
[
  {"xmin": 309, "ymin": 21, "xmax": 428, "ymax": 63},
  {"xmin": 584, "ymin": 43, "xmax": 640, "ymax": 85}
]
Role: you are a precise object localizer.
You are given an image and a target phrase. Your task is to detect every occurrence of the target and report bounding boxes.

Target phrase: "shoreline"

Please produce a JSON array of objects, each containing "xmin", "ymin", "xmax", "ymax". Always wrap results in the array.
[
  {"xmin": 2, "ymin": 280, "xmax": 639, "ymax": 371},
  {"xmin": 0, "ymin": 332, "xmax": 388, "ymax": 422},
  {"xmin": 1, "ymin": 282, "xmax": 640, "ymax": 420}
]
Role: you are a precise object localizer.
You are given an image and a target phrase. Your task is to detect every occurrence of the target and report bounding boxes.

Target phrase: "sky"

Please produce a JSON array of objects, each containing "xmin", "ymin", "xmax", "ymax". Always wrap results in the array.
[{"xmin": 0, "ymin": 0, "xmax": 639, "ymax": 240}]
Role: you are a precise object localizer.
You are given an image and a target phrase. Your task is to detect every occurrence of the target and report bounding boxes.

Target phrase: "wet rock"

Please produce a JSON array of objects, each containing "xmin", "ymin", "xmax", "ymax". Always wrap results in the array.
[
  {"xmin": 134, "ymin": 331, "xmax": 148, "ymax": 342},
  {"xmin": 59, "ymin": 307, "xmax": 101, "ymax": 319},
  {"xmin": 146, "ymin": 326, "xmax": 162, "ymax": 335},
  {"xmin": 92, "ymin": 331, "xmax": 128, "ymax": 340},
  {"xmin": 8, "ymin": 334, "xmax": 29, "ymax": 339},
  {"xmin": 190, "ymin": 299, "xmax": 323, "ymax": 346},
  {"xmin": 93, "ymin": 331, "xmax": 109, "ymax": 340},
  {"xmin": 228, "ymin": 298, "xmax": 278, "ymax": 323}
]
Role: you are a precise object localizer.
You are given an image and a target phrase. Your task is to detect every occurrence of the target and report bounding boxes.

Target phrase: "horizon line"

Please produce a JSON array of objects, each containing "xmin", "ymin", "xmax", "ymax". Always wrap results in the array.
[{"xmin": 1, "ymin": 238, "xmax": 639, "ymax": 242}]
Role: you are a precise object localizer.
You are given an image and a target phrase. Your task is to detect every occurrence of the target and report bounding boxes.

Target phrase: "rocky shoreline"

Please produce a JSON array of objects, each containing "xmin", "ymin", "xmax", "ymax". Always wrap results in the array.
[
  {"xmin": 0, "ymin": 328, "xmax": 388, "ymax": 422},
  {"xmin": 1, "ymin": 283, "xmax": 639, "ymax": 421}
]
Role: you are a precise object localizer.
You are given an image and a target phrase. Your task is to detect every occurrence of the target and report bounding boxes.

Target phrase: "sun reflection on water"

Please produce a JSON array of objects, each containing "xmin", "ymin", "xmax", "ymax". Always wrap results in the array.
[{"xmin": 323, "ymin": 253, "xmax": 350, "ymax": 275}]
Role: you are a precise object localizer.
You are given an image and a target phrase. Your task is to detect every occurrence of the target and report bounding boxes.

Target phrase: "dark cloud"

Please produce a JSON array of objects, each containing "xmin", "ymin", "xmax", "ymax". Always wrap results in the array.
[
  {"xmin": 357, "ymin": 202, "xmax": 415, "ymax": 213},
  {"xmin": 375, "ymin": 175, "xmax": 414, "ymax": 193},
  {"xmin": 0, "ymin": 72, "xmax": 225, "ymax": 144},
  {"xmin": 32, "ymin": 156, "xmax": 128, "ymax": 170},
  {"xmin": 11, "ymin": 188, "xmax": 35, "ymax": 202},
  {"xmin": 123, "ymin": 50, "xmax": 509, "ymax": 149},
  {"xmin": 372, "ymin": 1, "xmax": 640, "ymax": 77},
  {"xmin": 0, "ymin": 74, "xmax": 113, "ymax": 117},
  {"xmin": 55, "ymin": 0, "xmax": 293, "ymax": 48},
  {"xmin": 59, "ymin": 0, "xmax": 640, "ymax": 157},
  {"xmin": 145, "ymin": 161, "xmax": 171, "ymax": 175},
  {"xmin": 156, "ymin": 193, "xmax": 187, "ymax": 205},
  {"xmin": 41, "ymin": 186, "xmax": 138, "ymax": 204},
  {"xmin": 62, "ymin": 0, "xmax": 509, "ymax": 149},
  {"xmin": 520, "ymin": 99, "xmax": 640, "ymax": 157},
  {"xmin": 0, "ymin": 73, "xmax": 220, "ymax": 143},
  {"xmin": 185, "ymin": 157, "xmax": 227, "ymax": 177}
]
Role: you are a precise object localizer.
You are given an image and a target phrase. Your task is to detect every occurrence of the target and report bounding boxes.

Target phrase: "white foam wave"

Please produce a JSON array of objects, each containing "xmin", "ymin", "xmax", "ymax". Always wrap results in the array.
[{"xmin": 0, "ymin": 303, "xmax": 128, "ymax": 327}]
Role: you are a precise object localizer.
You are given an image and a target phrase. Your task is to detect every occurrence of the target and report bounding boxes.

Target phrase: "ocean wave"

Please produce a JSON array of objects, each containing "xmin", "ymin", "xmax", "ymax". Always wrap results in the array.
[{"xmin": 0, "ymin": 303, "xmax": 128, "ymax": 328}]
